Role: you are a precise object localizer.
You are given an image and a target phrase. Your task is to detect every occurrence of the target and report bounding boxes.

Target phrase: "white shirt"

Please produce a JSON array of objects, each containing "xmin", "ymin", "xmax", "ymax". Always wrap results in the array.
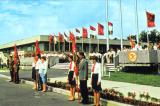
[
  {"xmin": 39, "ymin": 61, "xmax": 48, "ymax": 74},
  {"xmin": 35, "ymin": 59, "xmax": 41, "ymax": 70},
  {"xmin": 91, "ymin": 62, "xmax": 101, "ymax": 82},
  {"xmin": 69, "ymin": 61, "xmax": 76, "ymax": 78}
]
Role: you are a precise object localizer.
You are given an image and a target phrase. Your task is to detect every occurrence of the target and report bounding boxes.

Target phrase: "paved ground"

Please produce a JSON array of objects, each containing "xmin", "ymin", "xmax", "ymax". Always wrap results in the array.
[{"xmin": 0, "ymin": 77, "xmax": 94, "ymax": 106}]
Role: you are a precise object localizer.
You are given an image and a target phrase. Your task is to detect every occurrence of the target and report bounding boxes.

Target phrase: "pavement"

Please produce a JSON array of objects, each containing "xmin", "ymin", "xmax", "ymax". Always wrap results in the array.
[{"xmin": 1, "ymin": 69, "xmax": 160, "ymax": 100}]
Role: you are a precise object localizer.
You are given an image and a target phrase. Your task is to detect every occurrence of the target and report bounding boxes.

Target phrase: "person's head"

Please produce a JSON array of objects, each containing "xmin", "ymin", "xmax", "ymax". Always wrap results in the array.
[
  {"xmin": 91, "ymin": 56, "xmax": 98, "ymax": 64},
  {"xmin": 41, "ymin": 56, "xmax": 46, "ymax": 63},
  {"xmin": 68, "ymin": 54, "xmax": 73, "ymax": 62},
  {"xmin": 78, "ymin": 52, "xmax": 85, "ymax": 60}
]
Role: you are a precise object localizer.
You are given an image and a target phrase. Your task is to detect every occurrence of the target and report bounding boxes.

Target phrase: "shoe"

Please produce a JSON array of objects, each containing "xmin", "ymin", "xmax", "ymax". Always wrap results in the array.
[{"xmin": 9, "ymin": 80, "xmax": 13, "ymax": 82}]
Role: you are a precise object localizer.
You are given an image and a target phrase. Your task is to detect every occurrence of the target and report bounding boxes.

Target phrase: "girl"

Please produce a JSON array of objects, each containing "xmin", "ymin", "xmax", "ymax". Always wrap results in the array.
[
  {"xmin": 67, "ymin": 54, "xmax": 76, "ymax": 101},
  {"xmin": 39, "ymin": 56, "xmax": 48, "ymax": 92},
  {"xmin": 91, "ymin": 56, "xmax": 102, "ymax": 106}
]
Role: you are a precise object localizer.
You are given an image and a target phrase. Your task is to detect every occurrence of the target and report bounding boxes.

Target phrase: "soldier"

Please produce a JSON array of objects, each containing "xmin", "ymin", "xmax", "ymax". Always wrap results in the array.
[
  {"xmin": 8, "ymin": 56, "xmax": 14, "ymax": 82},
  {"xmin": 13, "ymin": 57, "xmax": 20, "ymax": 84},
  {"xmin": 78, "ymin": 52, "xmax": 89, "ymax": 104}
]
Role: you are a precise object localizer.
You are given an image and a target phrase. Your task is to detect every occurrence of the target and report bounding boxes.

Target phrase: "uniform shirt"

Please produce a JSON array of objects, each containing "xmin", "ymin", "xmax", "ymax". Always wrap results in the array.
[
  {"xmin": 35, "ymin": 59, "xmax": 41, "ymax": 70},
  {"xmin": 91, "ymin": 62, "xmax": 101, "ymax": 82},
  {"xmin": 39, "ymin": 61, "xmax": 48, "ymax": 75},
  {"xmin": 69, "ymin": 61, "xmax": 76, "ymax": 78}
]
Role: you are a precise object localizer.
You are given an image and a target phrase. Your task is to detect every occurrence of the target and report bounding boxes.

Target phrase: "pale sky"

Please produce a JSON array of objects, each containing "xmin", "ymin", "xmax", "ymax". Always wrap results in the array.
[{"xmin": 0, "ymin": 0, "xmax": 159, "ymax": 44}]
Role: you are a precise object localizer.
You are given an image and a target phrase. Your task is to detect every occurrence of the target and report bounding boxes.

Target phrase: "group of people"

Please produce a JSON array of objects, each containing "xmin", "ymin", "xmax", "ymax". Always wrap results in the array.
[
  {"xmin": 32, "ymin": 54, "xmax": 48, "ymax": 92},
  {"xmin": 8, "ymin": 55, "xmax": 20, "ymax": 84},
  {"xmin": 67, "ymin": 52, "xmax": 102, "ymax": 106}
]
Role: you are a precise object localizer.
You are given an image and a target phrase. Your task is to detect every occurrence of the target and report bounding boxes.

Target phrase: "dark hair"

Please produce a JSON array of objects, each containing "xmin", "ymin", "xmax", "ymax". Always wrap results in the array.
[
  {"xmin": 37, "ymin": 54, "xmax": 41, "ymax": 59},
  {"xmin": 41, "ymin": 56, "xmax": 46, "ymax": 61},
  {"xmin": 90, "ymin": 56, "xmax": 98, "ymax": 62},
  {"xmin": 79, "ymin": 52, "xmax": 85, "ymax": 58},
  {"xmin": 68, "ymin": 54, "xmax": 73, "ymax": 60}
]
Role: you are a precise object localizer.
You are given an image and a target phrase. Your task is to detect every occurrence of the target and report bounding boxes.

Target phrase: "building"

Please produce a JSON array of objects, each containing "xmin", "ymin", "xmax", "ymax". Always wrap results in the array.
[{"xmin": 0, "ymin": 35, "xmax": 130, "ymax": 54}]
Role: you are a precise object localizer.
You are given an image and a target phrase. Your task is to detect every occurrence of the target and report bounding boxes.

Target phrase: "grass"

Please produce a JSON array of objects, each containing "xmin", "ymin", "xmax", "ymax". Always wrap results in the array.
[{"xmin": 102, "ymin": 72, "xmax": 160, "ymax": 87}]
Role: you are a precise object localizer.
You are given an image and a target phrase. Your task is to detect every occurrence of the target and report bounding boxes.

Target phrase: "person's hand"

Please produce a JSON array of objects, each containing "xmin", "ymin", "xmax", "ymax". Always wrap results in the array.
[{"xmin": 97, "ymin": 82, "xmax": 100, "ymax": 86}]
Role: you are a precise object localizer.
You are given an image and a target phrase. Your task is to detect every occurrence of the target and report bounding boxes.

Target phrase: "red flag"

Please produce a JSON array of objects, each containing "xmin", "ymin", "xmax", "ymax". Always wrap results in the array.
[
  {"xmin": 90, "ymin": 25, "xmax": 96, "ymax": 31},
  {"xmin": 75, "ymin": 28, "xmax": 80, "ymax": 33},
  {"xmin": 129, "ymin": 36, "xmax": 135, "ymax": 49},
  {"xmin": 49, "ymin": 35, "xmax": 53, "ymax": 44},
  {"xmin": 58, "ymin": 32, "xmax": 64, "ymax": 42},
  {"xmin": 98, "ymin": 23, "xmax": 104, "ymax": 35},
  {"xmin": 69, "ymin": 31, "xmax": 75, "ymax": 42},
  {"xmin": 14, "ymin": 44, "xmax": 18, "ymax": 64},
  {"xmin": 82, "ymin": 27, "xmax": 88, "ymax": 38},
  {"xmin": 146, "ymin": 11, "xmax": 155, "ymax": 27},
  {"xmin": 108, "ymin": 22, "xmax": 113, "ymax": 35},
  {"xmin": 35, "ymin": 40, "xmax": 41, "ymax": 55}
]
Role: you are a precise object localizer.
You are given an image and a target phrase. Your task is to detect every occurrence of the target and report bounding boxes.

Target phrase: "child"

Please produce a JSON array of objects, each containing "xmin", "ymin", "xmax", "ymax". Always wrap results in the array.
[
  {"xmin": 39, "ymin": 56, "xmax": 48, "ymax": 92},
  {"xmin": 91, "ymin": 56, "xmax": 102, "ymax": 106}
]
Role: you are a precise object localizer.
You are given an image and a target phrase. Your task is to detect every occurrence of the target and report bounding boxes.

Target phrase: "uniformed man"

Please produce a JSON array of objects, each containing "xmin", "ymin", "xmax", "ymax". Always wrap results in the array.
[
  {"xmin": 13, "ymin": 57, "xmax": 20, "ymax": 84},
  {"xmin": 8, "ymin": 56, "xmax": 14, "ymax": 82}
]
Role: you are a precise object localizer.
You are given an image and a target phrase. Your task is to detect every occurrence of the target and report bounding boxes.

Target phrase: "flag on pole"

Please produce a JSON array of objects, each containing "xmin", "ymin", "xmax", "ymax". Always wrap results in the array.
[
  {"xmin": 58, "ymin": 32, "xmax": 64, "ymax": 42},
  {"xmin": 14, "ymin": 44, "xmax": 18, "ymax": 64},
  {"xmin": 129, "ymin": 36, "xmax": 135, "ymax": 49},
  {"xmin": 98, "ymin": 23, "xmax": 104, "ymax": 35},
  {"xmin": 69, "ymin": 31, "xmax": 75, "ymax": 42},
  {"xmin": 75, "ymin": 28, "xmax": 80, "ymax": 33},
  {"xmin": 90, "ymin": 25, "xmax": 96, "ymax": 31},
  {"xmin": 108, "ymin": 22, "xmax": 113, "ymax": 35},
  {"xmin": 82, "ymin": 27, "xmax": 88, "ymax": 38},
  {"xmin": 146, "ymin": 11, "xmax": 155, "ymax": 27},
  {"xmin": 35, "ymin": 40, "xmax": 41, "ymax": 55},
  {"xmin": 49, "ymin": 35, "xmax": 53, "ymax": 44}
]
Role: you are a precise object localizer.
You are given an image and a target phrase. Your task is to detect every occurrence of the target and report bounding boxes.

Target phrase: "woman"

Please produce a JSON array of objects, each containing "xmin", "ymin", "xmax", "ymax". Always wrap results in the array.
[
  {"xmin": 39, "ymin": 56, "xmax": 48, "ymax": 92},
  {"xmin": 32, "ymin": 57, "xmax": 37, "ymax": 90},
  {"xmin": 91, "ymin": 56, "xmax": 102, "ymax": 106},
  {"xmin": 67, "ymin": 54, "xmax": 76, "ymax": 101}
]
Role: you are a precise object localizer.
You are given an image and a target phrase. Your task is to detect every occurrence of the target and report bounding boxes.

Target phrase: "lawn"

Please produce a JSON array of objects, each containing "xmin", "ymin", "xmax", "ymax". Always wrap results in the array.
[{"xmin": 102, "ymin": 72, "xmax": 160, "ymax": 87}]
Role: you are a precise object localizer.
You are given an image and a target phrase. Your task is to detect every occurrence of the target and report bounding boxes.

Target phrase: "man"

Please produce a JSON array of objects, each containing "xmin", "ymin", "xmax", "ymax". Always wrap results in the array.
[
  {"xmin": 78, "ymin": 52, "xmax": 89, "ymax": 104},
  {"xmin": 8, "ymin": 56, "xmax": 14, "ymax": 82},
  {"xmin": 13, "ymin": 57, "xmax": 20, "ymax": 84}
]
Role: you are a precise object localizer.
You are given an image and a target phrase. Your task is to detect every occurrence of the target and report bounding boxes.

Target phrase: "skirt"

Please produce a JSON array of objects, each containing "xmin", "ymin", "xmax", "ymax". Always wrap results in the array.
[
  {"xmin": 32, "ymin": 67, "xmax": 36, "ymax": 80},
  {"xmin": 68, "ymin": 71, "xmax": 76, "ymax": 86},
  {"xmin": 92, "ymin": 74, "xmax": 102, "ymax": 92}
]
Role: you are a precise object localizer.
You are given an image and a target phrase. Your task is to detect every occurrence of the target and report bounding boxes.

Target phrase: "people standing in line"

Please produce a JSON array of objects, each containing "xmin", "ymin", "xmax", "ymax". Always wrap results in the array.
[
  {"xmin": 8, "ymin": 55, "xmax": 14, "ymax": 82},
  {"xmin": 35, "ymin": 54, "xmax": 42, "ymax": 91},
  {"xmin": 32, "ymin": 57, "xmax": 37, "ymax": 90},
  {"xmin": 78, "ymin": 52, "xmax": 89, "ymax": 104},
  {"xmin": 39, "ymin": 56, "xmax": 48, "ymax": 92},
  {"xmin": 13, "ymin": 57, "xmax": 20, "ymax": 84},
  {"xmin": 67, "ymin": 54, "xmax": 76, "ymax": 101},
  {"xmin": 90, "ymin": 56, "xmax": 102, "ymax": 106}
]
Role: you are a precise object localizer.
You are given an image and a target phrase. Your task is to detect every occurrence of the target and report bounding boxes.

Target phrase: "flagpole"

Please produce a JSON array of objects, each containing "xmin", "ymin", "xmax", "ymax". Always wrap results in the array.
[
  {"xmin": 82, "ymin": 37, "xmax": 84, "ymax": 52},
  {"xmin": 54, "ymin": 36, "xmax": 55, "ymax": 52},
  {"xmin": 98, "ymin": 38, "xmax": 100, "ymax": 52},
  {"xmin": 59, "ymin": 41, "xmax": 60, "ymax": 52},
  {"xmin": 135, "ymin": 0, "xmax": 139, "ymax": 43},
  {"xmin": 89, "ymin": 32, "xmax": 91, "ymax": 53},
  {"xmin": 106, "ymin": 0, "xmax": 109, "ymax": 51},
  {"xmin": 64, "ymin": 40, "xmax": 65, "ymax": 52},
  {"xmin": 49, "ymin": 41, "xmax": 50, "ymax": 52},
  {"xmin": 120, "ymin": 0, "xmax": 123, "ymax": 50}
]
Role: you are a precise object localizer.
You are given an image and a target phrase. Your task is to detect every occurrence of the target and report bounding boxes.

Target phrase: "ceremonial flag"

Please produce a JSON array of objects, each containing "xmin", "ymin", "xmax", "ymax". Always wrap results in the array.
[
  {"xmin": 146, "ymin": 11, "xmax": 155, "ymax": 27},
  {"xmin": 108, "ymin": 22, "xmax": 113, "ymax": 35},
  {"xmin": 35, "ymin": 40, "xmax": 41, "ymax": 55},
  {"xmin": 75, "ymin": 28, "xmax": 80, "ymax": 33},
  {"xmin": 82, "ymin": 27, "xmax": 88, "ymax": 38},
  {"xmin": 58, "ymin": 32, "xmax": 64, "ymax": 42},
  {"xmin": 129, "ymin": 36, "xmax": 135, "ymax": 49},
  {"xmin": 69, "ymin": 31, "xmax": 75, "ymax": 42},
  {"xmin": 49, "ymin": 35, "xmax": 53, "ymax": 44},
  {"xmin": 98, "ymin": 23, "xmax": 104, "ymax": 35},
  {"xmin": 90, "ymin": 25, "xmax": 96, "ymax": 31},
  {"xmin": 14, "ymin": 44, "xmax": 18, "ymax": 64}
]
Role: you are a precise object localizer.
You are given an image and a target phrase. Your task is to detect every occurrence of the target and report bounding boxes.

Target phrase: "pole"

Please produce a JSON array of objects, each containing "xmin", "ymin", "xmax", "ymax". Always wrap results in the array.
[
  {"xmin": 89, "ymin": 34, "xmax": 91, "ymax": 53},
  {"xmin": 120, "ymin": 0, "xmax": 123, "ymax": 50},
  {"xmin": 64, "ymin": 40, "xmax": 65, "ymax": 52},
  {"xmin": 106, "ymin": 0, "xmax": 109, "ymax": 51},
  {"xmin": 54, "ymin": 36, "xmax": 55, "ymax": 52},
  {"xmin": 59, "ymin": 42, "xmax": 60, "ymax": 52},
  {"xmin": 98, "ymin": 39, "xmax": 100, "ymax": 52},
  {"xmin": 69, "ymin": 41, "xmax": 70, "ymax": 52},
  {"xmin": 82, "ymin": 37, "xmax": 84, "ymax": 52},
  {"xmin": 135, "ymin": 0, "xmax": 139, "ymax": 43},
  {"xmin": 49, "ymin": 42, "xmax": 50, "ymax": 52}
]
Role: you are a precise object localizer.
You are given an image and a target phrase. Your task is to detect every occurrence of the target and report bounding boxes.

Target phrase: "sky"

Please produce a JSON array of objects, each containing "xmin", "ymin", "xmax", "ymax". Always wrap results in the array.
[{"xmin": 0, "ymin": 0, "xmax": 159, "ymax": 44}]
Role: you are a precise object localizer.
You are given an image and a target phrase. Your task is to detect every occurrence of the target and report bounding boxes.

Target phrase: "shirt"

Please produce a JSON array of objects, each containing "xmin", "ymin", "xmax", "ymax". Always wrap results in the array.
[
  {"xmin": 91, "ymin": 62, "xmax": 101, "ymax": 82},
  {"xmin": 69, "ymin": 61, "xmax": 76, "ymax": 78},
  {"xmin": 35, "ymin": 59, "xmax": 41, "ymax": 70},
  {"xmin": 39, "ymin": 61, "xmax": 48, "ymax": 74}
]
